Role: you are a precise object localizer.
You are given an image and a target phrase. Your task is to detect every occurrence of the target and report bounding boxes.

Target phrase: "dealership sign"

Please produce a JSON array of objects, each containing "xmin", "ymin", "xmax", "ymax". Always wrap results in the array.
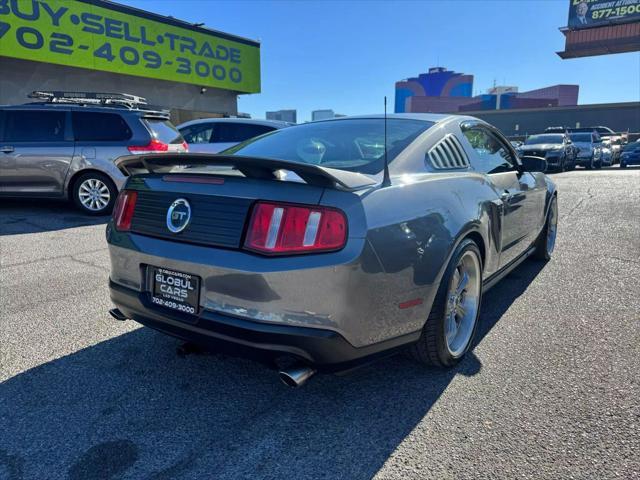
[
  {"xmin": 568, "ymin": 0, "xmax": 640, "ymax": 29},
  {"xmin": 0, "ymin": 0, "xmax": 261, "ymax": 93}
]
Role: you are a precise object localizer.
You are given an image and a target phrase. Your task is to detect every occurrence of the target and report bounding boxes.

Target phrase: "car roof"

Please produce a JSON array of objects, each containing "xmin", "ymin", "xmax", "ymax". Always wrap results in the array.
[
  {"xmin": 313, "ymin": 113, "xmax": 457, "ymax": 123},
  {"xmin": 0, "ymin": 102, "xmax": 168, "ymax": 117},
  {"xmin": 178, "ymin": 118, "xmax": 293, "ymax": 129}
]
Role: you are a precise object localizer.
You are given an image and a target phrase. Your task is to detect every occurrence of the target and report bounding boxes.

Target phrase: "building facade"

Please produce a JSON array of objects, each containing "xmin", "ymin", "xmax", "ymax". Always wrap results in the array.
[
  {"xmin": 395, "ymin": 67, "xmax": 473, "ymax": 113},
  {"xmin": 396, "ymin": 67, "xmax": 579, "ymax": 114},
  {"xmin": 0, "ymin": 0, "xmax": 261, "ymax": 124},
  {"xmin": 468, "ymin": 102, "xmax": 640, "ymax": 137},
  {"xmin": 266, "ymin": 109, "xmax": 297, "ymax": 123},
  {"xmin": 312, "ymin": 109, "xmax": 335, "ymax": 121}
]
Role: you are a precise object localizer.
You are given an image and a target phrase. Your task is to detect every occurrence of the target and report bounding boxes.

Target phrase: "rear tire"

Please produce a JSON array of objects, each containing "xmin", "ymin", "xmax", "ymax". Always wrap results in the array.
[
  {"xmin": 72, "ymin": 172, "xmax": 117, "ymax": 215},
  {"xmin": 620, "ymin": 162, "xmax": 627, "ymax": 169},
  {"xmin": 409, "ymin": 239, "xmax": 483, "ymax": 367},
  {"xmin": 534, "ymin": 196, "xmax": 558, "ymax": 261}
]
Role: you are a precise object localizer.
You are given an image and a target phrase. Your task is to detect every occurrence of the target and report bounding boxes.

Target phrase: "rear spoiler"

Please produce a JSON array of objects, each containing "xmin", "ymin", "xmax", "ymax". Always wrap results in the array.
[{"xmin": 114, "ymin": 153, "xmax": 379, "ymax": 191}]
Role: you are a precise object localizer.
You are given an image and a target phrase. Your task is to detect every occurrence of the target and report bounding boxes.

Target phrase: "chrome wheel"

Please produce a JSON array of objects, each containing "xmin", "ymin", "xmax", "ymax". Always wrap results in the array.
[
  {"xmin": 78, "ymin": 178, "xmax": 111, "ymax": 211},
  {"xmin": 546, "ymin": 199, "xmax": 558, "ymax": 256},
  {"xmin": 445, "ymin": 250, "xmax": 481, "ymax": 357}
]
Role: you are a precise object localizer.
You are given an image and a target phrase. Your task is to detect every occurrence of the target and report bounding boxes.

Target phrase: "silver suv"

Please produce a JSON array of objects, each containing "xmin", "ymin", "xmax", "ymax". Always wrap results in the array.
[{"xmin": 0, "ymin": 91, "xmax": 187, "ymax": 215}]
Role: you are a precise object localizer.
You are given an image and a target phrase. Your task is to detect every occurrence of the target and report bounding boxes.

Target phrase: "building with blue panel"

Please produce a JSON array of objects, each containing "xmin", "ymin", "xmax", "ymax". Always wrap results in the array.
[{"xmin": 395, "ymin": 67, "xmax": 474, "ymax": 113}]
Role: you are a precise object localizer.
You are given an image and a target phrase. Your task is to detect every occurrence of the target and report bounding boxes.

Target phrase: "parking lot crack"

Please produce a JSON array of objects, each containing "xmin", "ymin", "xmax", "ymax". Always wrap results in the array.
[
  {"xmin": 561, "ymin": 187, "xmax": 594, "ymax": 220},
  {"xmin": 70, "ymin": 255, "xmax": 110, "ymax": 273},
  {"xmin": 0, "ymin": 248, "xmax": 108, "ymax": 269}
]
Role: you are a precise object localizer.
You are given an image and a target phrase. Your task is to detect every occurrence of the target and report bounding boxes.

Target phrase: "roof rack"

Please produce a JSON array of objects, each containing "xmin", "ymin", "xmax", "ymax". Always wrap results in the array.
[{"xmin": 28, "ymin": 91, "xmax": 148, "ymax": 108}]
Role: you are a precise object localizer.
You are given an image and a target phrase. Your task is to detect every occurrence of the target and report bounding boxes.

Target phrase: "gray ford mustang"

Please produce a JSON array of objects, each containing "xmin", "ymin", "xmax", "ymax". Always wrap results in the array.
[{"xmin": 107, "ymin": 114, "xmax": 557, "ymax": 386}]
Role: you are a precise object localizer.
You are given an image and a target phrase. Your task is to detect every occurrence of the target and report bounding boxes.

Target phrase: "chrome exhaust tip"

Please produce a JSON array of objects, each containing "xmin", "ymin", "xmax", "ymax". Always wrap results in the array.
[
  {"xmin": 278, "ymin": 366, "xmax": 316, "ymax": 388},
  {"xmin": 109, "ymin": 308, "xmax": 128, "ymax": 321}
]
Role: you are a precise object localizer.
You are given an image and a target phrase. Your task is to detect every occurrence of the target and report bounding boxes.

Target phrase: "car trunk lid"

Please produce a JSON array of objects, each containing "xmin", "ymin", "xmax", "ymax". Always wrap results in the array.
[{"xmin": 115, "ymin": 153, "xmax": 374, "ymax": 249}]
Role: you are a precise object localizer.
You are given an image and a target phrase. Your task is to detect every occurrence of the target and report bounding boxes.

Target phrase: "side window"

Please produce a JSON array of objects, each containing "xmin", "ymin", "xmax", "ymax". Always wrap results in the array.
[
  {"xmin": 462, "ymin": 127, "xmax": 516, "ymax": 174},
  {"xmin": 72, "ymin": 112, "xmax": 132, "ymax": 141},
  {"xmin": 214, "ymin": 123, "xmax": 275, "ymax": 143},
  {"xmin": 180, "ymin": 123, "xmax": 214, "ymax": 144},
  {"xmin": 4, "ymin": 110, "xmax": 66, "ymax": 142}
]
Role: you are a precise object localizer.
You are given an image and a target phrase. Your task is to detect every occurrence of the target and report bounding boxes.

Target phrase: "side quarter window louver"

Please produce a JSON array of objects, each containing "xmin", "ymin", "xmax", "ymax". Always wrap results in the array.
[{"xmin": 428, "ymin": 135, "xmax": 470, "ymax": 170}]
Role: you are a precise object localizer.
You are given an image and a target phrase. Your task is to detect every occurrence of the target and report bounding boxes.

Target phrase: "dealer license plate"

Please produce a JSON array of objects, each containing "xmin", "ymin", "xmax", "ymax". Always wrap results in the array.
[{"xmin": 151, "ymin": 267, "xmax": 200, "ymax": 315}]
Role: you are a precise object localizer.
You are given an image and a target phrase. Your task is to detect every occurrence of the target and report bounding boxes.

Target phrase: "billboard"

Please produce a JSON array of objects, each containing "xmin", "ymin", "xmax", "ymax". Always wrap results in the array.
[
  {"xmin": 568, "ymin": 0, "xmax": 640, "ymax": 29},
  {"xmin": 0, "ymin": 0, "xmax": 261, "ymax": 93}
]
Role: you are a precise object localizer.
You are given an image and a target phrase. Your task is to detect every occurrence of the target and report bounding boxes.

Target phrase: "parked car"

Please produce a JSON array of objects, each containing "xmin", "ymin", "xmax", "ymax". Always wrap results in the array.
[
  {"xmin": 517, "ymin": 133, "xmax": 577, "ymax": 172},
  {"xmin": 544, "ymin": 126, "xmax": 570, "ymax": 134},
  {"xmin": 0, "ymin": 91, "xmax": 187, "ymax": 215},
  {"xmin": 568, "ymin": 132, "xmax": 602, "ymax": 169},
  {"xmin": 107, "ymin": 114, "xmax": 557, "ymax": 386},
  {"xmin": 570, "ymin": 126, "xmax": 629, "ymax": 145},
  {"xmin": 607, "ymin": 136, "xmax": 624, "ymax": 163},
  {"xmin": 600, "ymin": 138, "xmax": 614, "ymax": 167},
  {"xmin": 178, "ymin": 118, "xmax": 292, "ymax": 154},
  {"xmin": 570, "ymin": 126, "xmax": 615, "ymax": 135},
  {"xmin": 620, "ymin": 139, "xmax": 640, "ymax": 168}
]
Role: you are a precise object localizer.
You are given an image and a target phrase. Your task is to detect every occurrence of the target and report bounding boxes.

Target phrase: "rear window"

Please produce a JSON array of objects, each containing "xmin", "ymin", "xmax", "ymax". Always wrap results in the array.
[
  {"xmin": 225, "ymin": 118, "xmax": 434, "ymax": 174},
  {"xmin": 144, "ymin": 119, "xmax": 184, "ymax": 144},
  {"xmin": 214, "ymin": 123, "xmax": 276, "ymax": 143},
  {"xmin": 4, "ymin": 110, "xmax": 66, "ymax": 142},
  {"xmin": 72, "ymin": 112, "xmax": 132, "ymax": 141}
]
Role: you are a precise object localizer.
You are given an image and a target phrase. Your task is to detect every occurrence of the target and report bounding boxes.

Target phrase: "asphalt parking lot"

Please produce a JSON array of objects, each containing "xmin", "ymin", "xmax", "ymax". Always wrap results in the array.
[{"xmin": 1, "ymin": 167, "xmax": 639, "ymax": 480}]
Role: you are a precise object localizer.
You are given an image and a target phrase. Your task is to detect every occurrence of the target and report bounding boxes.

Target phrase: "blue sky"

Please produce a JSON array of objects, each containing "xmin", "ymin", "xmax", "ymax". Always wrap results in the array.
[{"xmin": 125, "ymin": 0, "xmax": 640, "ymax": 122}]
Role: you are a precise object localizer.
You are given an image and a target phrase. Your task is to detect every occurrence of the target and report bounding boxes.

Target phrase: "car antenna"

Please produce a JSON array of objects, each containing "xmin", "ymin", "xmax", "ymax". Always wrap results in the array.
[{"xmin": 382, "ymin": 96, "xmax": 391, "ymax": 187}]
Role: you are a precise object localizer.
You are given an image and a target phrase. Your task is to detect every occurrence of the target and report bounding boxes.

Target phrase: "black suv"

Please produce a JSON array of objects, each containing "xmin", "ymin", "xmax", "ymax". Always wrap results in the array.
[
  {"xmin": 517, "ymin": 133, "xmax": 578, "ymax": 172},
  {"xmin": 0, "ymin": 91, "xmax": 187, "ymax": 214}
]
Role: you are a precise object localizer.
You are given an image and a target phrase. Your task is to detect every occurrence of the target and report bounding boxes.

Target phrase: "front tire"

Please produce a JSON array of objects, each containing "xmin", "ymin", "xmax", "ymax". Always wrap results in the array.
[
  {"xmin": 534, "ymin": 196, "xmax": 558, "ymax": 261},
  {"xmin": 409, "ymin": 239, "xmax": 483, "ymax": 367},
  {"xmin": 72, "ymin": 172, "xmax": 117, "ymax": 215}
]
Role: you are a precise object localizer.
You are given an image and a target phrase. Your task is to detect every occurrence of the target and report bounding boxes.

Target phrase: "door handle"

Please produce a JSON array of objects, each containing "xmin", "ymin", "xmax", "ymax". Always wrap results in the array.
[{"xmin": 1, "ymin": 146, "xmax": 14, "ymax": 153}]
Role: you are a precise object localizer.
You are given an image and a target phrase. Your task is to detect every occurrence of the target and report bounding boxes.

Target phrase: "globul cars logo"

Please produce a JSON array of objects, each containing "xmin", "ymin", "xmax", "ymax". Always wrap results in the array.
[{"xmin": 166, "ymin": 198, "xmax": 191, "ymax": 233}]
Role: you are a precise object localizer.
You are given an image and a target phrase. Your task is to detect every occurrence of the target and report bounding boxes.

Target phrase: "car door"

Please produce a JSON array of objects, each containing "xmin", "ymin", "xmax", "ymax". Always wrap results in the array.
[
  {"xmin": 0, "ymin": 109, "xmax": 74, "ymax": 195},
  {"xmin": 462, "ymin": 123, "xmax": 542, "ymax": 269}
]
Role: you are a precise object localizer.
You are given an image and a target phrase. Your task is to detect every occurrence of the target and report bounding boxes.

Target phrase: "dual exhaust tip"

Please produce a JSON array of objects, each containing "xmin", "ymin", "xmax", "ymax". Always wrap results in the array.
[{"xmin": 109, "ymin": 308, "xmax": 316, "ymax": 387}]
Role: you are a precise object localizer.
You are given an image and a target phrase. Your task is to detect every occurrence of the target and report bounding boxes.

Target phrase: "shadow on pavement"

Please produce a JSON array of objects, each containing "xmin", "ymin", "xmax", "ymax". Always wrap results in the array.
[
  {"xmin": 0, "ymin": 198, "xmax": 109, "ymax": 236},
  {"xmin": 0, "ymin": 260, "xmax": 545, "ymax": 479}
]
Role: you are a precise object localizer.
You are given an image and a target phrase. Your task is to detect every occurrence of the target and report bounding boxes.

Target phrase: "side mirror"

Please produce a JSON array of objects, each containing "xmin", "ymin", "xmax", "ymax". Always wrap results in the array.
[{"xmin": 520, "ymin": 155, "xmax": 547, "ymax": 173}]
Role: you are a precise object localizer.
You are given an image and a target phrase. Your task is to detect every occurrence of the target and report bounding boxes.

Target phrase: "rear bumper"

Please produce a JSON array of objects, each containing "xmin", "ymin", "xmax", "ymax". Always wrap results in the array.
[{"xmin": 109, "ymin": 279, "xmax": 420, "ymax": 368}]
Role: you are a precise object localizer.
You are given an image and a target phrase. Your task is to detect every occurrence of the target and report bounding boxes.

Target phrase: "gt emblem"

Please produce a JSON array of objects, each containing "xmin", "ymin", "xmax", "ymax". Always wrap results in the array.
[{"xmin": 166, "ymin": 198, "xmax": 191, "ymax": 233}]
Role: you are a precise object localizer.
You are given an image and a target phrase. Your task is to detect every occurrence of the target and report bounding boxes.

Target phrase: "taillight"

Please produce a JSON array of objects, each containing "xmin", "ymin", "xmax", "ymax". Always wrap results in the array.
[
  {"xmin": 127, "ymin": 139, "xmax": 169, "ymax": 154},
  {"xmin": 181, "ymin": 141, "xmax": 189, "ymax": 152},
  {"xmin": 244, "ymin": 202, "xmax": 347, "ymax": 255},
  {"xmin": 112, "ymin": 190, "xmax": 137, "ymax": 231}
]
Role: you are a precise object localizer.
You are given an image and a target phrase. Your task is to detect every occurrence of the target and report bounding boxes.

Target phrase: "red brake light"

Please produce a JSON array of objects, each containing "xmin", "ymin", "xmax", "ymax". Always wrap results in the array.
[
  {"xmin": 127, "ymin": 139, "xmax": 169, "ymax": 154},
  {"xmin": 245, "ymin": 202, "xmax": 347, "ymax": 255},
  {"xmin": 112, "ymin": 190, "xmax": 137, "ymax": 231}
]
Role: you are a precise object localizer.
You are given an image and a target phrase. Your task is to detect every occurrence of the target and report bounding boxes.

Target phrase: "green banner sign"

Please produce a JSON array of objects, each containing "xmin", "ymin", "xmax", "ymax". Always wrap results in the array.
[{"xmin": 0, "ymin": 0, "xmax": 261, "ymax": 93}]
